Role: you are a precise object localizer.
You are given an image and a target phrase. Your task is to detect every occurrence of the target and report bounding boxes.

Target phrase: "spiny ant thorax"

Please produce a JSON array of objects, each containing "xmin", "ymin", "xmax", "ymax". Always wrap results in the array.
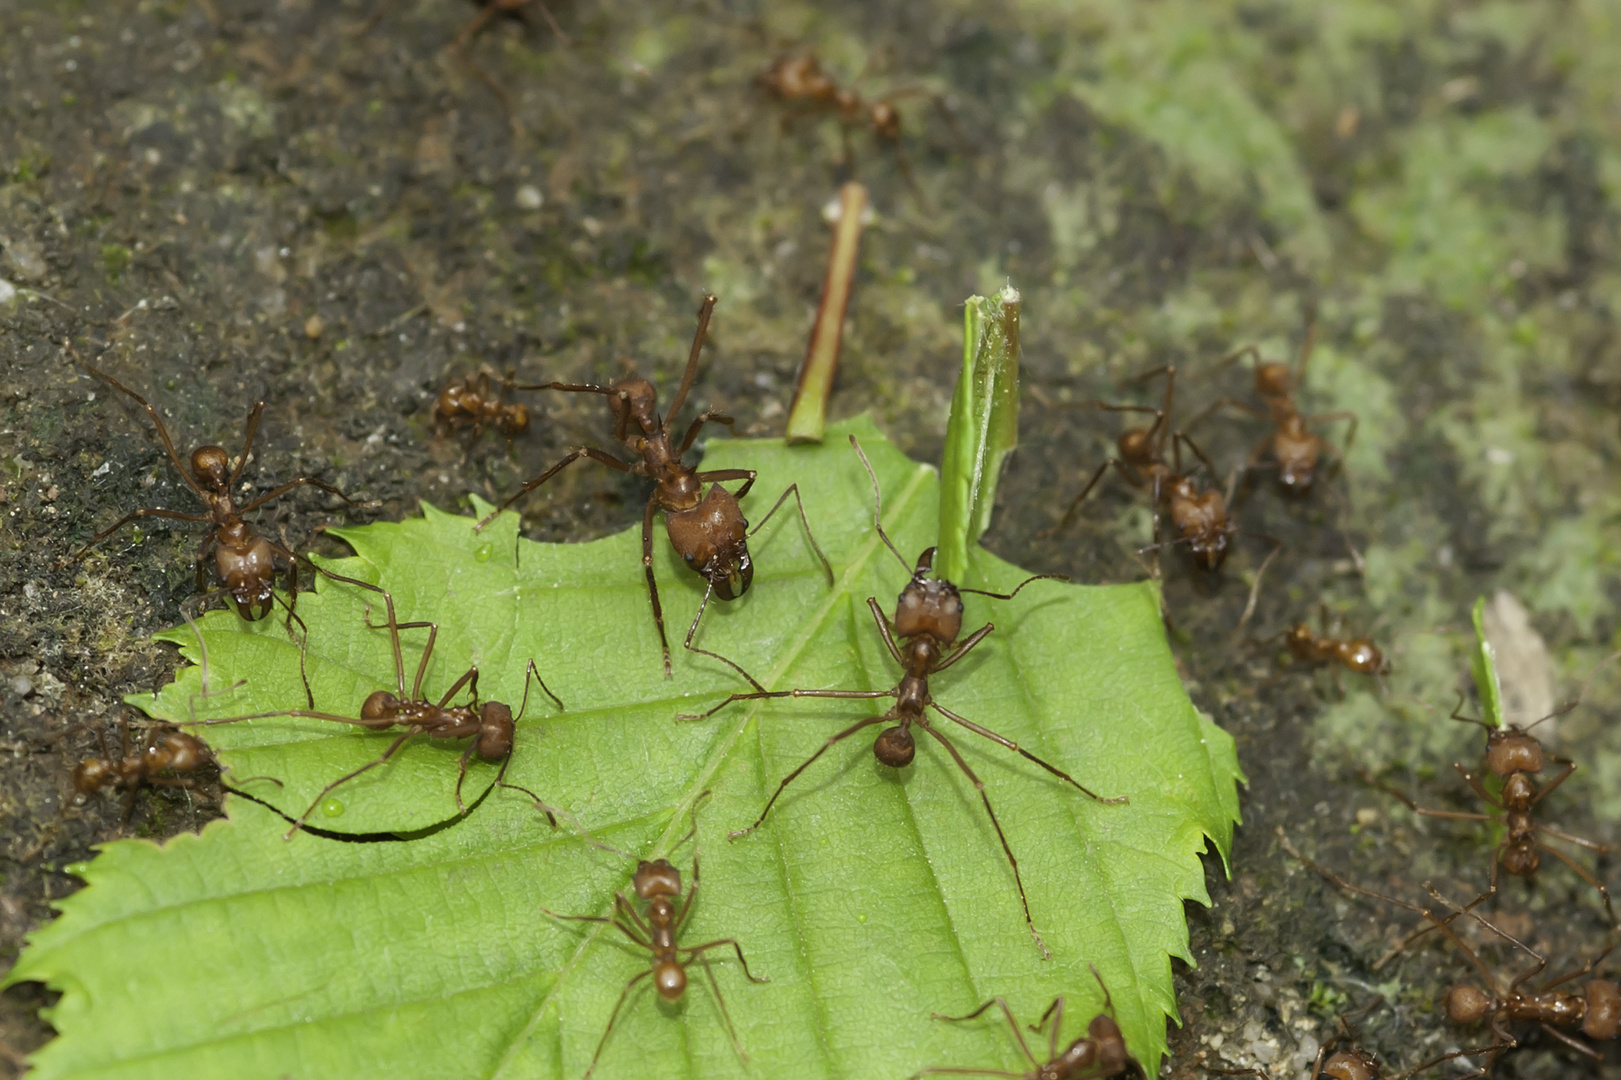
[{"xmin": 606, "ymin": 377, "xmax": 659, "ymax": 440}]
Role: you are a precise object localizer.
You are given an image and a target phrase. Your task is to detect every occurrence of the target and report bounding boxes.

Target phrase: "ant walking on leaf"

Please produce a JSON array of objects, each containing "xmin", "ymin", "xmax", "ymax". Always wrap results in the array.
[
  {"xmin": 680, "ymin": 435, "xmax": 1124, "ymax": 957},
  {"xmin": 476, "ymin": 294, "xmax": 832, "ymax": 681}
]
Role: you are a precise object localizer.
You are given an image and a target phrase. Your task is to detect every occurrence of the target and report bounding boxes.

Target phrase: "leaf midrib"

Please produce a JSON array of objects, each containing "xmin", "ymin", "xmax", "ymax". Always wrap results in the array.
[{"xmin": 484, "ymin": 461, "xmax": 934, "ymax": 1080}]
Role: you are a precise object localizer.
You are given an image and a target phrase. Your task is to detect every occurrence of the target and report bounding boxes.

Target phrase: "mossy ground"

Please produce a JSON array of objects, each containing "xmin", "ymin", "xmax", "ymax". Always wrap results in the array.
[{"xmin": 1, "ymin": 1, "xmax": 1618, "ymax": 1076}]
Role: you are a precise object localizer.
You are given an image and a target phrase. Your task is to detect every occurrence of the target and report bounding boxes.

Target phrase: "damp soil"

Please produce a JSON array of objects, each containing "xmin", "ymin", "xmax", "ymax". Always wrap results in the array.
[{"xmin": 1, "ymin": 1, "xmax": 1619, "ymax": 1078}]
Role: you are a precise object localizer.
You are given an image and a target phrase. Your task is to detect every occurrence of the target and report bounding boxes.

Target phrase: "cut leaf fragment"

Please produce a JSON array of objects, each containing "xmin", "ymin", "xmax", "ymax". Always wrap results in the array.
[{"xmin": 8, "ymin": 417, "xmax": 1239, "ymax": 1080}]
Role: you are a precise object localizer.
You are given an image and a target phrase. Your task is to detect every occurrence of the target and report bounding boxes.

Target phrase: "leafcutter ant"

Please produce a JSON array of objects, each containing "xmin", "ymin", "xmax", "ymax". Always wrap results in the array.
[
  {"xmin": 475, "ymin": 294, "xmax": 832, "ymax": 681},
  {"xmin": 197, "ymin": 568, "xmax": 563, "ymax": 839},
  {"xmin": 1211, "ymin": 995, "xmax": 1495, "ymax": 1079},
  {"xmin": 432, "ymin": 367, "xmax": 530, "ymax": 444},
  {"xmin": 1282, "ymin": 832, "xmax": 1620, "ymax": 1077},
  {"xmin": 911, "ymin": 965, "xmax": 1145, "ymax": 1079},
  {"xmin": 65, "ymin": 354, "xmax": 359, "ymax": 632},
  {"xmin": 679, "ymin": 435, "xmax": 1123, "ymax": 957},
  {"xmin": 1191, "ymin": 323, "xmax": 1357, "ymax": 497},
  {"xmin": 1255, "ymin": 603, "xmax": 1390, "ymax": 696},
  {"xmin": 1364, "ymin": 672, "xmax": 1617, "ymax": 928},
  {"xmin": 540, "ymin": 794, "xmax": 767, "ymax": 1079}
]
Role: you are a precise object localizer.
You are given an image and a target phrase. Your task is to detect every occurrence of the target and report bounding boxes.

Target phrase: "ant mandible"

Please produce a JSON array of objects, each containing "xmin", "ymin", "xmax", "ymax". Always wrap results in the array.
[
  {"xmin": 910, "ymin": 966, "xmax": 1145, "ymax": 1079},
  {"xmin": 1365, "ymin": 680, "xmax": 1617, "ymax": 928},
  {"xmin": 1282, "ymin": 833, "xmax": 1620, "ymax": 1077},
  {"xmin": 1257, "ymin": 603, "xmax": 1389, "ymax": 696},
  {"xmin": 540, "ymin": 795, "xmax": 768, "ymax": 1080},
  {"xmin": 1042, "ymin": 367, "xmax": 1253, "ymax": 574},
  {"xmin": 1192, "ymin": 322, "xmax": 1358, "ymax": 497},
  {"xmin": 680, "ymin": 435, "xmax": 1124, "ymax": 957},
  {"xmin": 432, "ymin": 367, "xmax": 529, "ymax": 444},
  {"xmin": 66, "ymin": 353, "xmax": 360, "ymax": 629},
  {"xmin": 198, "ymin": 568, "xmax": 563, "ymax": 839},
  {"xmin": 476, "ymin": 294, "xmax": 832, "ymax": 681}
]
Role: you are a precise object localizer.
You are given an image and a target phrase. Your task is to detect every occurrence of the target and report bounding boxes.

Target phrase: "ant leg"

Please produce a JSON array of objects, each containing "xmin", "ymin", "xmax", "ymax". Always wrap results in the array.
[
  {"xmin": 866, "ymin": 596, "xmax": 908, "ymax": 665},
  {"xmin": 580, "ymin": 968, "xmax": 654, "ymax": 1080},
  {"xmin": 227, "ymin": 401, "xmax": 267, "ymax": 489},
  {"xmin": 675, "ymin": 689, "xmax": 795, "ymax": 723},
  {"xmin": 918, "ymin": 724, "xmax": 1048, "ymax": 958},
  {"xmin": 1389, "ymin": 1044, "xmax": 1500, "ymax": 1080},
  {"xmin": 1528, "ymin": 758, "xmax": 1578, "ymax": 808},
  {"xmin": 1532, "ymin": 842, "xmax": 1616, "ymax": 925},
  {"xmin": 1234, "ymin": 540, "xmax": 1282, "ymax": 637},
  {"xmin": 1038, "ymin": 458, "xmax": 1115, "ymax": 538},
  {"xmin": 906, "ymin": 1068, "xmax": 1023, "ymax": 1079},
  {"xmin": 929, "ymin": 998, "xmax": 1039, "ymax": 1069},
  {"xmin": 640, "ymin": 496, "xmax": 672, "ymax": 678},
  {"xmin": 284, "ymin": 732, "xmax": 415, "ymax": 840},
  {"xmin": 514, "ymin": 658, "xmax": 565, "ymax": 718},
  {"xmin": 664, "ymin": 294, "xmax": 718, "ymax": 423},
  {"xmin": 694, "ymin": 466, "xmax": 756, "ymax": 501},
  {"xmin": 1538, "ymin": 1022, "xmax": 1604, "ymax": 1060},
  {"xmin": 929, "ymin": 702, "xmax": 1124, "ymax": 805},
  {"xmin": 1034, "ymin": 995, "xmax": 1064, "ymax": 1060},
  {"xmin": 1182, "ymin": 395, "xmax": 1267, "ymax": 432},
  {"xmin": 435, "ymin": 665, "xmax": 479, "ymax": 711},
  {"xmin": 683, "ymin": 583, "xmax": 768, "ymax": 693},
  {"xmin": 475, "ymin": 446, "xmax": 634, "ymax": 531},
  {"xmin": 1172, "ymin": 431, "xmax": 1221, "ymax": 481},
  {"xmin": 1535, "ymin": 822, "xmax": 1608, "ymax": 853},
  {"xmin": 743, "ymin": 483, "xmax": 834, "ymax": 586},
  {"xmin": 923, "ymin": 622, "xmax": 992, "ymax": 673},
  {"xmin": 683, "ymin": 938, "xmax": 770, "ymax": 984},
  {"xmin": 727, "ymin": 716, "xmax": 888, "ymax": 840},
  {"xmin": 694, "ymin": 955, "xmax": 749, "ymax": 1064},
  {"xmin": 236, "ymin": 476, "xmax": 359, "ymax": 515},
  {"xmin": 76, "ymin": 360, "xmax": 212, "ymax": 500},
  {"xmin": 67, "ymin": 507, "xmax": 210, "ymax": 563},
  {"xmin": 1360, "ymin": 769, "xmax": 1494, "ymax": 821},
  {"xmin": 677, "ymin": 410, "xmax": 737, "ymax": 457}
]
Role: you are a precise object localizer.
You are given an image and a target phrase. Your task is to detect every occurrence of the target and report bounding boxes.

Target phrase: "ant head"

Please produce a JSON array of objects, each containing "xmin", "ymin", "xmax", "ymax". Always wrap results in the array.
[
  {"xmin": 893, "ymin": 553, "xmax": 964, "ymax": 643},
  {"xmin": 1583, "ymin": 980, "xmax": 1621, "ymax": 1039},
  {"xmin": 1321, "ymin": 1049, "xmax": 1379, "ymax": 1080},
  {"xmin": 477, "ymin": 702, "xmax": 515, "ymax": 760},
  {"xmin": 190, "ymin": 445, "xmax": 231, "ymax": 493},
  {"xmin": 1085, "ymin": 1014, "xmax": 1129, "ymax": 1075},
  {"xmin": 500, "ymin": 404, "xmax": 529, "ymax": 438},
  {"xmin": 158, "ymin": 732, "xmax": 206, "ymax": 772},
  {"xmin": 634, "ymin": 858, "xmax": 682, "ymax": 900},
  {"xmin": 1189, "ymin": 529, "xmax": 1230, "ymax": 572},
  {"xmin": 654, "ymin": 959, "xmax": 688, "ymax": 1001},
  {"xmin": 1444, "ymin": 984, "xmax": 1492, "ymax": 1024},
  {"xmin": 1277, "ymin": 462, "xmax": 1316, "ymax": 496},
  {"xmin": 873, "ymin": 724, "xmax": 915, "ymax": 768},
  {"xmin": 607, "ymin": 377, "xmax": 658, "ymax": 436},
  {"xmin": 667, "ymin": 486, "xmax": 752, "ymax": 600},
  {"xmin": 361, "ymin": 690, "xmax": 401, "ymax": 722},
  {"xmin": 869, "ymin": 100, "xmax": 901, "ymax": 141},
  {"xmin": 1254, "ymin": 362, "xmax": 1294, "ymax": 399},
  {"xmin": 1485, "ymin": 728, "xmax": 1544, "ymax": 777},
  {"xmin": 1117, "ymin": 427, "xmax": 1156, "ymax": 465},
  {"xmin": 72, "ymin": 758, "xmax": 110, "ymax": 795}
]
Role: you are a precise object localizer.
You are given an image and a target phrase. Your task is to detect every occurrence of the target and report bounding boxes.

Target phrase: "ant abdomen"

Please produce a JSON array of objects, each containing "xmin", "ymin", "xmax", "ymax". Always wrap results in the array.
[
  {"xmin": 361, "ymin": 690, "xmax": 400, "ymax": 721},
  {"xmin": 874, "ymin": 725, "xmax": 915, "ymax": 768},
  {"xmin": 1320, "ymin": 1049, "xmax": 1378, "ymax": 1080},
  {"xmin": 1585, "ymin": 980, "xmax": 1621, "ymax": 1038}
]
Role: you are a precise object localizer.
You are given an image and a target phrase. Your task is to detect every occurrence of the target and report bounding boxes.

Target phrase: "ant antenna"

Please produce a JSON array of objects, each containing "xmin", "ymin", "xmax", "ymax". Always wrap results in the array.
[
  {"xmin": 848, "ymin": 435, "xmax": 911, "ymax": 572},
  {"xmin": 959, "ymin": 573, "xmax": 1067, "ymax": 601},
  {"xmin": 664, "ymin": 294, "xmax": 717, "ymax": 426}
]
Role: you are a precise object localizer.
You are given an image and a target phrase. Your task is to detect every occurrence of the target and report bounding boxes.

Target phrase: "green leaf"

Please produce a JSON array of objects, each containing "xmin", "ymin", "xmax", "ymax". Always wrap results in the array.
[
  {"xmin": 936, "ymin": 287, "xmax": 1021, "ymax": 585},
  {"xmin": 8, "ymin": 416, "xmax": 1239, "ymax": 1080},
  {"xmin": 1470, "ymin": 596, "xmax": 1504, "ymax": 728}
]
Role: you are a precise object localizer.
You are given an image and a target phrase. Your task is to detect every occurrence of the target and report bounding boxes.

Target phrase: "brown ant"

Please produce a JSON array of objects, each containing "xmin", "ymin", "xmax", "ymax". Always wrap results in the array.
[
  {"xmin": 197, "ymin": 568, "xmax": 563, "ymax": 839},
  {"xmin": 66, "ymin": 356, "xmax": 359, "ymax": 632},
  {"xmin": 1191, "ymin": 323, "xmax": 1357, "ymax": 497},
  {"xmin": 1256, "ymin": 603, "xmax": 1389, "ymax": 696},
  {"xmin": 757, "ymin": 54, "xmax": 951, "ymax": 184},
  {"xmin": 910, "ymin": 966, "xmax": 1145, "ymax": 1079},
  {"xmin": 1042, "ymin": 367, "xmax": 1261, "ymax": 575},
  {"xmin": 1282, "ymin": 833, "xmax": 1621, "ymax": 1077},
  {"xmin": 679, "ymin": 435, "xmax": 1123, "ymax": 957},
  {"xmin": 540, "ymin": 795, "xmax": 768, "ymax": 1080},
  {"xmin": 1211, "ymin": 995, "xmax": 1495, "ymax": 1080},
  {"xmin": 475, "ymin": 294, "xmax": 832, "ymax": 681},
  {"xmin": 432, "ymin": 367, "xmax": 530, "ymax": 444},
  {"xmin": 1365, "ymin": 689, "xmax": 1615, "ymax": 928}
]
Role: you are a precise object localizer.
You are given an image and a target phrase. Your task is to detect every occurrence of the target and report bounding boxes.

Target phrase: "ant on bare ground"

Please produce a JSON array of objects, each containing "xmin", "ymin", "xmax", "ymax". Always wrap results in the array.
[
  {"xmin": 1210, "ymin": 995, "xmax": 1496, "ymax": 1080},
  {"xmin": 756, "ymin": 53, "xmax": 954, "ymax": 188},
  {"xmin": 198, "ymin": 567, "xmax": 564, "ymax": 839},
  {"xmin": 1190, "ymin": 322, "xmax": 1358, "ymax": 498},
  {"xmin": 475, "ymin": 294, "xmax": 833, "ymax": 682},
  {"xmin": 678, "ymin": 435, "xmax": 1122, "ymax": 957},
  {"xmin": 910, "ymin": 965, "xmax": 1145, "ymax": 1079},
  {"xmin": 1253, "ymin": 602, "xmax": 1390, "ymax": 697},
  {"xmin": 1281, "ymin": 832, "xmax": 1621, "ymax": 1076},
  {"xmin": 432, "ymin": 367, "xmax": 530, "ymax": 446},
  {"xmin": 1363, "ymin": 674, "xmax": 1618, "ymax": 929},
  {"xmin": 540, "ymin": 795, "xmax": 768, "ymax": 1080},
  {"xmin": 1039, "ymin": 366, "xmax": 1275, "ymax": 580},
  {"xmin": 64, "ymin": 352, "xmax": 361, "ymax": 637}
]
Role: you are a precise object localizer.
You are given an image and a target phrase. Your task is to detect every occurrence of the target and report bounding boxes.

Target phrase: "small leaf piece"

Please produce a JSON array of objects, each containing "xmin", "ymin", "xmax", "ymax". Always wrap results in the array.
[
  {"xmin": 937, "ymin": 286, "xmax": 1020, "ymax": 584},
  {"xmin": 1470, "ymin": 595, "xmax": 1504, "ymax": 728},
  {"xmin": 8, "ymin": 418, "xmax": 1238, "ymax": 1080}
]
